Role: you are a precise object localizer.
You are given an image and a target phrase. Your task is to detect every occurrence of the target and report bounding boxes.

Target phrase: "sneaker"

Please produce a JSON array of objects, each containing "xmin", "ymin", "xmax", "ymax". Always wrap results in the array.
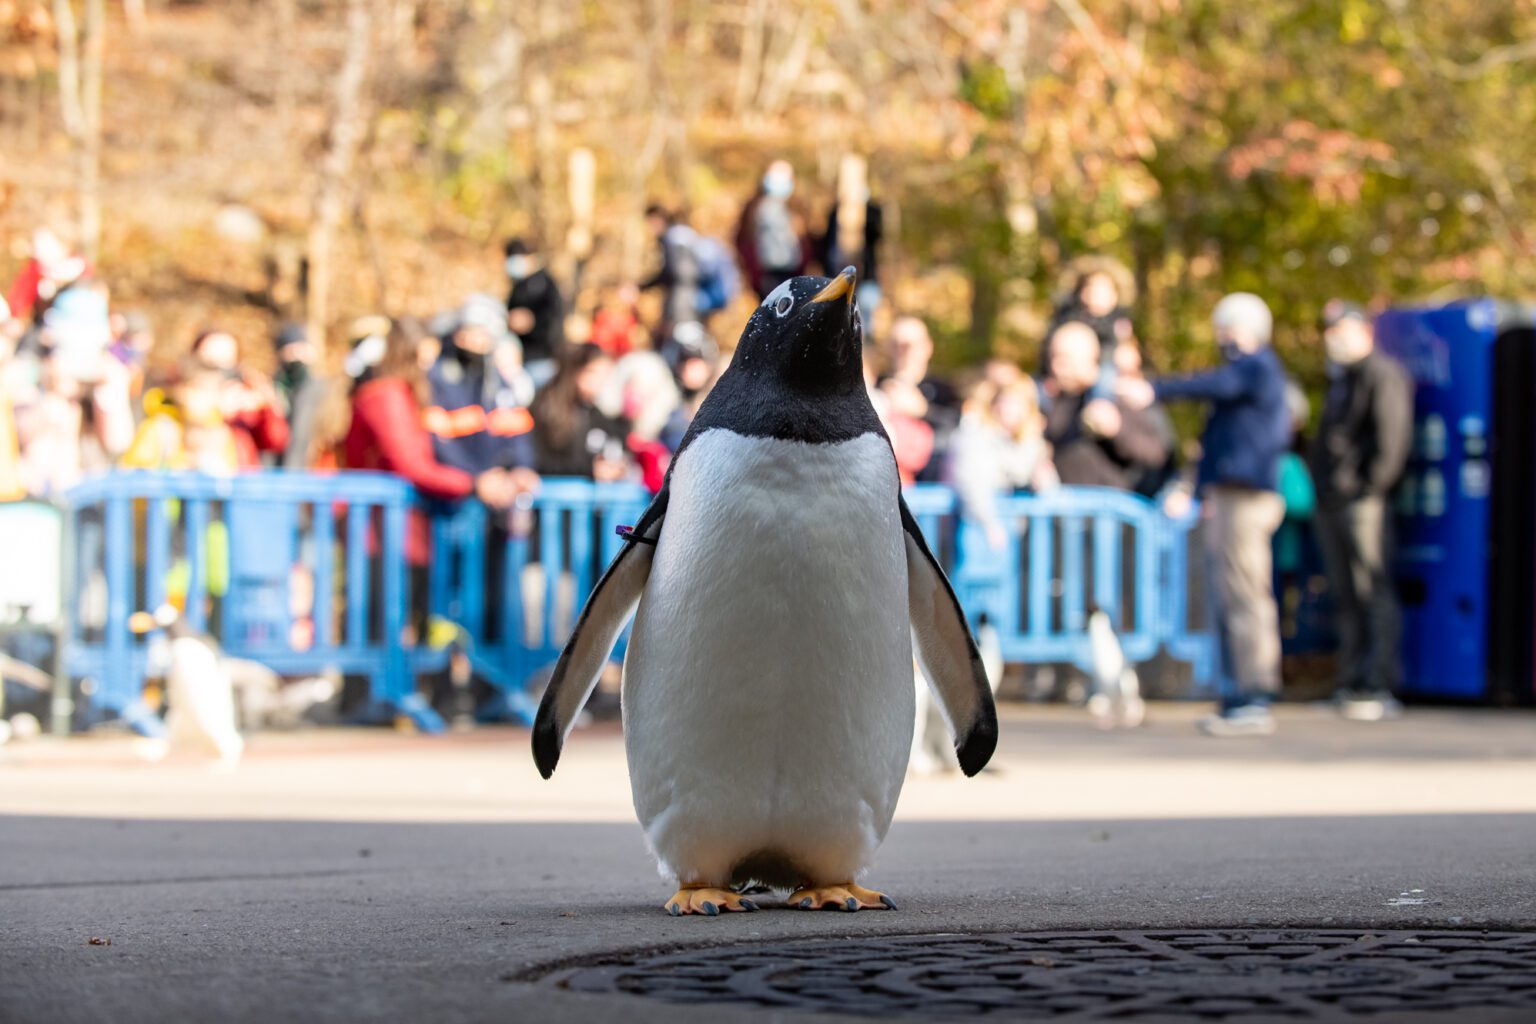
[
  {"xmin": 1337, "ymin": 690, "xmax": 1404, "ymax": 722},
  {"xmin": 1197, "ymin": 702, "xmax": 1277, "ymax": 737}
]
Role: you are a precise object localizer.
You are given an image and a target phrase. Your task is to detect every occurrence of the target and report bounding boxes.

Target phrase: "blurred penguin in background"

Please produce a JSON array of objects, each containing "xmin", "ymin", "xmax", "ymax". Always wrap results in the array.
[
  {"xmin": 131, "ymin": 605, "xmax": 244, "ymax": 767},
  {"xmin": 1085, "ymin": 606, "xmax": 1144, "ymax": 729}
]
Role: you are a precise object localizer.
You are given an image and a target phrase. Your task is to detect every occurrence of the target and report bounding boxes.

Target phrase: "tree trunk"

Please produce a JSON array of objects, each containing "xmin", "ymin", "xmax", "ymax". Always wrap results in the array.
[
  {"xmin": 52, "ymin": 0, "xmax": 103, "ymax": 260},
  {"xmin": 306, "ymin": 0, "xmax": 374, "ymax": 348},
  {"xmin": 79, "ymin": 0, "xmax": 104, "ymax": 260}
]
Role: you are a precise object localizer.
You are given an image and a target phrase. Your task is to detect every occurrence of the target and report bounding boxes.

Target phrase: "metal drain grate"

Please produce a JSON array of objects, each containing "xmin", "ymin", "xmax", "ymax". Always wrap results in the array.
[{"xmin": 542, "ymin": 930, "xmax": 1536, "ymax": 1019}]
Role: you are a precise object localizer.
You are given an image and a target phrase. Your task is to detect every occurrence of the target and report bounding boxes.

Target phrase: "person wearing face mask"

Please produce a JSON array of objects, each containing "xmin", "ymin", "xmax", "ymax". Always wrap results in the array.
[
  {"xmin": 503, "ymin": 238, "xmax": 565, "ymax": 387},
  {"xmin": 425, "ymin": 295, "xmax": 541, "ymax": 495},
  {"xmin": 733, "ymin": 159, "xmax": 813, "ymax": 299},
  {"xmin": 1308, "ymin": 301, "xmax": 1413, "ymax": 722},
  {"xmin": 1118, "ymin": 293, "xmax": 1292, "ymax": 737},
  {"xmin": 271, "ymin": 322, "xmax": 340, "ymax": 470}
]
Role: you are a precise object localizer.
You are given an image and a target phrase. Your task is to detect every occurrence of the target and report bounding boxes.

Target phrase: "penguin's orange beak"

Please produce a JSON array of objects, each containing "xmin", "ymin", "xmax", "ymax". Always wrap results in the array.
[{"xmin": 810, "ymin": 266, "xmax": 857, "ymax": 305}]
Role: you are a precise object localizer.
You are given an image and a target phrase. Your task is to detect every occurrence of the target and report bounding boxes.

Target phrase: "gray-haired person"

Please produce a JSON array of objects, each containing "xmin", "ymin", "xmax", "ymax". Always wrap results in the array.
[{"xmin": 1119, "ymin": 293, "xmax": 1293, "ymax": 735}]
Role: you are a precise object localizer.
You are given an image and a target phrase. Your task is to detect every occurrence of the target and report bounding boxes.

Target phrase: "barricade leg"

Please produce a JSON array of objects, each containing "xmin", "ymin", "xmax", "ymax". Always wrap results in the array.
[
  {"xmin": 377, "ymin": 502, "xmax": 444, "ymax": 733},
  {"xmin": 102, "ymin": 496, "xmax": 166, "ymax": 737}
]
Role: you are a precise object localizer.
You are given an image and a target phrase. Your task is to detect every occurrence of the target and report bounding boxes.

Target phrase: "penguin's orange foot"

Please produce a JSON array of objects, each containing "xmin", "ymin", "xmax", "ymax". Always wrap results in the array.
[
  {"xmin": 788, "ymin": 882, "xmax": 897, "ymax": 912},
  {"xmin": 664, "ymin": 884, "xmax": 759, "ymax": 917}
]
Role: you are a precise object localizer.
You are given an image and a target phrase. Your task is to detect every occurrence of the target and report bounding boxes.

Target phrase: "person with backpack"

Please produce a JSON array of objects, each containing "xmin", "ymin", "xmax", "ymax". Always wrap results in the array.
[
  {"xmin": 642, "ymin": 205, "xmax": 740, "ymax": 327},
  {"xmin": 642, "ymin": 205, "xmax": 702, "ymax": 330}
]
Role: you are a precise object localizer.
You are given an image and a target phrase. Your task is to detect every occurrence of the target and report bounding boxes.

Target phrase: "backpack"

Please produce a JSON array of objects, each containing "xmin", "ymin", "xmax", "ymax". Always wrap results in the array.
[{"xmin": 688, "ymin": 234, "xmax": 740, "ymax": 316}]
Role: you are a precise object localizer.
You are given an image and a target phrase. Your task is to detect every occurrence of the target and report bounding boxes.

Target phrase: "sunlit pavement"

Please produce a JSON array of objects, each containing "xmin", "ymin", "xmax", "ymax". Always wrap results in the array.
[{"xmin": 4, "ymin": 703, "xmax": 1535, "ymax": 1023}]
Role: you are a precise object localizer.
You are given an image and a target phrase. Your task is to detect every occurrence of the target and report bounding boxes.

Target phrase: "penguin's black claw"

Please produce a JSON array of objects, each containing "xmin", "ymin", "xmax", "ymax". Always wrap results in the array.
[
  {"xmin": 879, "ymin": 894, "xmax": 899, "ymax": 911},
  {"xmin": 843, "ymin": 897, "xmax": 859, "ymax": 912},
  {"xmin": 740, "ymin": 898, "xmax": 759, "ymax": 912},
  {"xmin": 668, "ymin": 902, "xmax": 682, "ymax": 917},
  {"xmin": 701, "ymin": 901, "xmax": 720, "ymax": 917},
  {"xmin": 799, "ymin": 897, "xmax": 814, "ymax": 909}
]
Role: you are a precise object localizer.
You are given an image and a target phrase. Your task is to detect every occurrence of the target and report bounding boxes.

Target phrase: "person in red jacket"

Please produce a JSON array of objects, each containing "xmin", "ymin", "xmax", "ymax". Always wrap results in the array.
[{"xmin": 344, "ymin": 317, "xmax": 518, "ymax": 567}]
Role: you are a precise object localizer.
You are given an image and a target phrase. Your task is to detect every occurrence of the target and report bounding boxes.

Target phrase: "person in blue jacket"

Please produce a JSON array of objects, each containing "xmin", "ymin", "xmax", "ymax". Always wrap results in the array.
[
  {"xmin": 1119, "ymin": 293, "xmax": 1292, "ymax": 736},
  {"xmin": 425, "ymin": 294, "xmax": 541, "ymax": 498}
]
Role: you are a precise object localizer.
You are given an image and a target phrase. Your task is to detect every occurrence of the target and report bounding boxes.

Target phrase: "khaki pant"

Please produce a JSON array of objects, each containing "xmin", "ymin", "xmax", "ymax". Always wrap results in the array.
[{"xmin": 1202, "ymin": 486, "xmax": 1285, "ymax": 699}]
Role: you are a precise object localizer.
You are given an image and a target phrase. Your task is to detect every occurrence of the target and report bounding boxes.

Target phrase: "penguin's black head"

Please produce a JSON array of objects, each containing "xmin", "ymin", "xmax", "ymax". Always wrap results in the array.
[{"xmin": 731, "ymin": 267, "xmax": 864, "ymax": 393}]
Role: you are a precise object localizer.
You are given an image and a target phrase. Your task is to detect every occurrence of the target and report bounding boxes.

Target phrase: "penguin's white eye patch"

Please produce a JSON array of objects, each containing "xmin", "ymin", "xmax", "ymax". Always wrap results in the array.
[{"xmin": 761, "ymin": 279, "xmax": 795, "ymax": 315}]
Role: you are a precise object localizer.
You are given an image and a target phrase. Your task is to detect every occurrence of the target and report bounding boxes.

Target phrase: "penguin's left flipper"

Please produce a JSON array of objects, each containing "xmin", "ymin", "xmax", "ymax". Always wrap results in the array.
[
  {"xmin": 900, "ymin": 495, "xmax": 999, "ymax": 777},
  {"xmin": 532, "ymin": 489, "xmax": 667, "ymax": 779}
]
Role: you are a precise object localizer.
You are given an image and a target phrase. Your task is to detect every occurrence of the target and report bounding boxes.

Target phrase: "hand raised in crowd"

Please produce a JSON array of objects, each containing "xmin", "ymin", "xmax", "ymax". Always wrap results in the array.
[
  {"xmin": 1161, "ymin": 487, "xmax": 1193, "ymax": 521},
  {"xmin": 218, "ymin": 376, "xmax": 258, "ymax": 417},
  {"xmin": 219, "ymin": 371, "xmax": 277, "ymax": 417},
  {"xmin": 1082, "ymin": 398, "xmax": 1123, "ymax": 438},
  {"xmin": 592, "ymin": 455, "xmax": 627, "ymax": 483},
  {"xmin": 507, "ymin": 307, "xmax": 536, "ymax": 336},
  {"xmin": 507, "ymin": 466, "xmax": 542, "ymax": 500},
  {"xmin": 474, "ymin": 468, "xmax": 516, "ymax": 508},
  {"xmin": 880, "ymin": 377, "xmax": 929, "ymax": 419},
  {"xmin": 1114, "ymin": 376, "xmax": 1156, "ymax": 410}
]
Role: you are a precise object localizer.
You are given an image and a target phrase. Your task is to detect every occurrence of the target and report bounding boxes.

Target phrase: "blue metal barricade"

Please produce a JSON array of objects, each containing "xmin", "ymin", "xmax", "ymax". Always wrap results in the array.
[
  {"xmin": 62, "ymin": 471, "xmax": 441, "ymax": 735},
  {"xmin": 423, "ymin": 480, "xmax": 649, "ymax": 723},
  {"xmin": 940, "ymin": 486, "xmax": 1213, "ymax": 685},
  {"xmin": 52, "ymin": 471, "xmax": 1214, "ymax": 733}
]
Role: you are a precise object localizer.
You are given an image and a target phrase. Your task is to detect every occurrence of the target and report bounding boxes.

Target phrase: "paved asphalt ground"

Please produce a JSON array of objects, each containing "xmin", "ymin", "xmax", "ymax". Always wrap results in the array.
[{"xmin": 3, "ymin": 703, "xmax": 1535, "ymax": 1023}]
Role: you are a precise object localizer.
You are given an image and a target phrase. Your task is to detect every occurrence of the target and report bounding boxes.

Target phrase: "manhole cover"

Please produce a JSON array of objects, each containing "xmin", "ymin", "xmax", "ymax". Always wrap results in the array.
[{"xmin": 541, "ymin": 930, "xmax": 1536, "ymax": 1019}]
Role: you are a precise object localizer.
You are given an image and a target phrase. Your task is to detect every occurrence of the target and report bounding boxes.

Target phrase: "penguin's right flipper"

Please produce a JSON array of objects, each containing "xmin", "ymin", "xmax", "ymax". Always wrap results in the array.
[
  {"xmin": 532, "ymin": 489, "xmax": 667, "ymax": 778},
  {"xmin": 899, "ymin": 495, "xmax": 999, "ymax": 777}
]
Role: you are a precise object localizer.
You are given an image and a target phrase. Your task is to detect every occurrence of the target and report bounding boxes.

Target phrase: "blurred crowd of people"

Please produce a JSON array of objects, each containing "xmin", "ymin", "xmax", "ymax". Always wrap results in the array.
[{"xmin": 2, "ymin": 160, "xmax": 1414, "ymax": 735}]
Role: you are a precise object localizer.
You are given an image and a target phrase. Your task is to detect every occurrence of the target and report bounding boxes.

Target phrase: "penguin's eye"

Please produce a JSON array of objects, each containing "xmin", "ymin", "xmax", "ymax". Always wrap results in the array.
[{"xmin": 774, "ymin": 295, "xmax": 794, "ymax": 317}]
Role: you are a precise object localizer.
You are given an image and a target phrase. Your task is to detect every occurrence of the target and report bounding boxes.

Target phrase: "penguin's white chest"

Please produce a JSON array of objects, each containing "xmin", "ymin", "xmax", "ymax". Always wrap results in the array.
[{"xmin": 623, "ymin": 429, "xmax": 913, "ymax": 886}]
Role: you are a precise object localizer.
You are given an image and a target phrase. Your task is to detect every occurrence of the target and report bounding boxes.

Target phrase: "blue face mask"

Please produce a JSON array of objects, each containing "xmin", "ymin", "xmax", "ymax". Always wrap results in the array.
[
  {"xmin": 506, "ymin": 256, "xmax": 533, "ymax": 280},
  {"xmin": 762, "ymin": 173, "xmax": 794, "ymax": 199}
]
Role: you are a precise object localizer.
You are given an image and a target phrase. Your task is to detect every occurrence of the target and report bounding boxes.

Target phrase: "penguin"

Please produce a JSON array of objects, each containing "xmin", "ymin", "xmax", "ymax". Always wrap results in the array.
[
  {"xmin": 1085, "ymin": 606, "xmax": 1144, "ymax": 729},
  {"xmin": 532, "ymin": 267, "xmax": 997, "ymax": 915},
  {"xmin": 129, "ymin": 604, "xmax": 244, "ymax": 767}
]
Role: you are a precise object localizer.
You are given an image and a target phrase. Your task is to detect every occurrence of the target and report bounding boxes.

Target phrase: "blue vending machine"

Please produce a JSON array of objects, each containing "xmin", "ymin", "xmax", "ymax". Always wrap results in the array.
[{"xmin": 1375, "ymin": 300, "xmax": 1536, "ymax": 705}]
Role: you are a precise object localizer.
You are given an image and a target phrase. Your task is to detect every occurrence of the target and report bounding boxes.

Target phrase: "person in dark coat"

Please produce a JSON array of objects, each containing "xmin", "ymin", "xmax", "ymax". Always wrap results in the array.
[
  {"xmin": 1119, "ymin": 293, "xmax": 1292, "ymax": 737},
  {"xmin": 818, "ymin": 193, "xmax": 884, "ymax": 322},
  {"xmin": 1039, "ymin": 258, "xmax": 1136, "ymax": 379},
  {"xmin": 504, "ymin": 238, "xmax": 565, "ymax": 385},
  {"xmin": 426, "ymin": 296, "xmax": 540, "ymax": 491},
  {"xmin": 272, "ymin": 322, "xmax": 339, "ymax": 470},
  {"xmin": 528, "ymin": 343, "xmax": 630, "ymax": 481},
  {"xmin": 640, "ymin": 205, "xmax": 703, "ymax": 334},
  {"xmin": 1308, "ymin": 300, "xmax": 1413, "ymax": 721},
  {"xmin": 1042, "ymin": 321, "xmax": 1170, "ymax": 491}
]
